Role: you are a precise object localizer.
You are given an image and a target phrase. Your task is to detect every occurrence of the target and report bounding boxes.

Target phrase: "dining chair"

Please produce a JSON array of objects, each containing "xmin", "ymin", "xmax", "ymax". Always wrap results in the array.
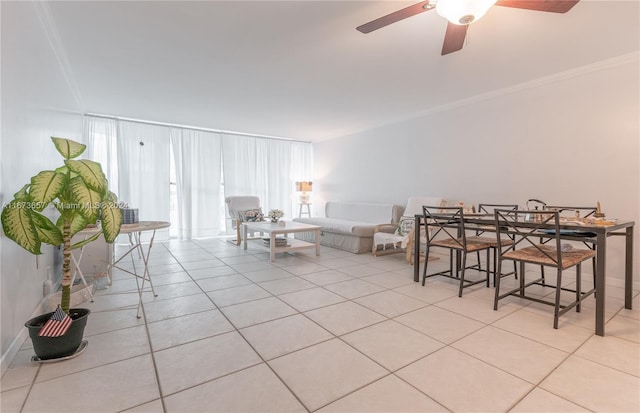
[
  {"xmin": 422, "ymin": 206, "xmax": 493, "ymax": 297},
  {"xmin": 540, "ymin": 205, "xmax": 598, "ymax": 289},
  {"xmin": 467, "ymin": 203, "xmax": 518, "ymax": 285},
  {"xmin": 493, "ymin": 209, "xmax": 597, "ymax": 329}
]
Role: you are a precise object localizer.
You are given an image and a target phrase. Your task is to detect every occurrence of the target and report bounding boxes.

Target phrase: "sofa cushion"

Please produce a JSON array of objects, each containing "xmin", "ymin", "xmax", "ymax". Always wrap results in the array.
[
  {"xmin": 294, "ymin": 217, "xmax": 377, "ymax": 237},
  {"xmin": 325, "ymin": 202, "xmax": 401, "ymax": 224}
]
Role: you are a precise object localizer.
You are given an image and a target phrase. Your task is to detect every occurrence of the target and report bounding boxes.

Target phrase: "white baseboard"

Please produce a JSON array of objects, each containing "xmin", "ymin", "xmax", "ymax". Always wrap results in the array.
[{"xmin": 1, "ymin": 296, "xmax": 49, "ymax": 375}]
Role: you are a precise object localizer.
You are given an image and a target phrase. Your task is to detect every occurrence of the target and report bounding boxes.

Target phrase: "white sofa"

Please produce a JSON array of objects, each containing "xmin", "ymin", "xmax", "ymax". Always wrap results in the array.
[{"xmin": 293, "ymin": 201, "xmax": 404, "ymax": 253}]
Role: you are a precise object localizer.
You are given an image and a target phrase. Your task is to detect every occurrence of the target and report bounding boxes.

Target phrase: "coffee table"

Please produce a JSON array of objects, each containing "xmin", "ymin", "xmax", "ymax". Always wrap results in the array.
[{"xmin": 242, "ymin": 221, "xmax": 321, "ymax": 261}]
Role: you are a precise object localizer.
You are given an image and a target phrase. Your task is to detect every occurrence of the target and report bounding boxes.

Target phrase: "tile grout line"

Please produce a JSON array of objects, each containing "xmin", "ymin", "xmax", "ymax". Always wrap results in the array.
[
  {"xmin": 17, "ymin": 363, "xmax": 42, "ymax": 413},
  {"xmin": 177, "ymin": 240, "xmax": 455, "ymax": 410},
  {"xmin": 162, "ymin": 243, "xmax": 316, "ymax": 411},
  {"xmin": 223, "ymin": 250, "xmax": 473, "ymax": 410},
  {"xmin": 12, "ymin": 237, "xmax": 634, "ymax": 412},
  {"xmin": 144, "ymin": 240, "xmax": 640, "ymax": 412},
  {"xmin": 170, "ymin": 244, "xmax": 317, "ymax": 412},
  {"xmin": 135, "ymin": 239, "xmax": 212, "ymax": 412}
]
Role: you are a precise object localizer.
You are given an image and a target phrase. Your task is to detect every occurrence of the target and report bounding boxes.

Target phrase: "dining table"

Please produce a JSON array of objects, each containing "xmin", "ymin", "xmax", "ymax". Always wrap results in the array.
[{"xmin": 412, "ymin": 213, "xmax": 635, "ymax": 336}]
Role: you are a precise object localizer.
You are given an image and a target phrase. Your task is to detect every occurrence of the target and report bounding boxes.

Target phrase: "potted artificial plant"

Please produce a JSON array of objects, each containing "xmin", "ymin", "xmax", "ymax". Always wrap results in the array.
[{"xmin": 1, "ymin": 137, "xmax": 122, "ymax": 360}]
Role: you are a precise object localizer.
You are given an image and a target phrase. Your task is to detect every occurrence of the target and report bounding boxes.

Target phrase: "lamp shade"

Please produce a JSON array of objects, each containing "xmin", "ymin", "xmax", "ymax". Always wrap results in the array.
[
  {"xmin": 436, "ymin": 0, "xmax": 497, "ymax": 25},
  {"xmin": 295, "ymin": 181, "xmax": 313, "ymax": 192}
]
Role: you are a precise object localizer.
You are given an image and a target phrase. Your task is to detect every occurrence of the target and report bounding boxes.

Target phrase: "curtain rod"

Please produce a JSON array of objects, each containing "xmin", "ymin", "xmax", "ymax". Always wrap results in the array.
[{"xmin": 84, "ymin": 113, "xmax": 311, "ymax": 144}]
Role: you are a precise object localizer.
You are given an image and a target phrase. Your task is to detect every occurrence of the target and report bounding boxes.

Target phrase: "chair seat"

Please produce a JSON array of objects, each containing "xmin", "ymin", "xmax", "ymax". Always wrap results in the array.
[
  {"xmin": 430, "ymin": 238, "xmax": 493, "ymax": 252},
  {"xmin": 467, "ymin": 235, "xmax": 514, "ymax": 247},
  {"xmin": 502, "ymin": 245, "xmax": 596, "ymax": 270}
]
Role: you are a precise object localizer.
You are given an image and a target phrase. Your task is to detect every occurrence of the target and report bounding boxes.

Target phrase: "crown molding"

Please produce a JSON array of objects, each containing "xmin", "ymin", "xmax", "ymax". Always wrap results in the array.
[
  {"xmin": 322, "ymin": 52, "xmax": 639, "ymax": 142},
  {"xmin": 419, "ymin": 51, "xmax": 640, "ymax": 118}
]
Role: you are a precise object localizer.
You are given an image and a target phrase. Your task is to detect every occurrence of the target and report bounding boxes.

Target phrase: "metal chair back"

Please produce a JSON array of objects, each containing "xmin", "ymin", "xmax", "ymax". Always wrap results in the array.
[
  {"xmin": 494, "ymin": 209, "xmax": 563, "ymax": 267},
  {"xmin": 423, "ymin": 205, "xmax": 466, "ymax": 250}
]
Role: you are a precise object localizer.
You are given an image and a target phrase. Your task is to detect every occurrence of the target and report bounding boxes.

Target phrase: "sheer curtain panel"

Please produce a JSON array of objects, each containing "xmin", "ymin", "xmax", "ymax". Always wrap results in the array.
[
  {"xmin": 258, "ymin": 138, "xmax": 293, "ymax": 218},
  {"xmin": 83, "ymin": 116, "xmax": 119, "ymax": 191},
  {"xmin": 222, "ymin": 134, "xmax": 313, "ymax": 222},
  {"xmin": 221, "ymin": 134, "xmax": 259, "ymax": 198},
  {"xmin": 171, "ymin": 128, "xmax": 222, "ymax": 239},
  {"xmin": 290, "ymin": 141, "xmax": 314, "ymax": 213},
  {"xmin": 117, "ymin": 121, "xmax": 171, "ymax": 240}
]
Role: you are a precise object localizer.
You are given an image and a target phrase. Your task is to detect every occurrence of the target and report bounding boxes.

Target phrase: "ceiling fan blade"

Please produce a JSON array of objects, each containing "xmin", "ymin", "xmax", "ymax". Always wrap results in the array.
[
  {"xmin": 441, "ymin": 23, "xmax": 468, "ymax": 55},
  {"xmin": 357, "ymin": 1, "xmax": 434, "ymax": 34},
  {"xmin": 495, "ymin": 0, "xmax": 580, "ymax": 13}
]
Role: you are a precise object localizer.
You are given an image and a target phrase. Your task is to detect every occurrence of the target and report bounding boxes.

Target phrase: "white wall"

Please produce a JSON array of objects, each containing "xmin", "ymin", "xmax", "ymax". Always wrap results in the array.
[
  {"xmin": 1, "ymin": 1, "xmax": 83, "ymax": 370},
  {"xmin": 314, "ymin": 56, "xmax": 639, "ymax": 283}
]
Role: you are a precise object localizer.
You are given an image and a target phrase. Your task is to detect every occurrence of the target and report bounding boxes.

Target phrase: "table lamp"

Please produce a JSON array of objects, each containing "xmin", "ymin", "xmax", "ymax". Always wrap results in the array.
[{"xmin": 295, "ymin": 181, "xmax": 312, "ymax": 204}]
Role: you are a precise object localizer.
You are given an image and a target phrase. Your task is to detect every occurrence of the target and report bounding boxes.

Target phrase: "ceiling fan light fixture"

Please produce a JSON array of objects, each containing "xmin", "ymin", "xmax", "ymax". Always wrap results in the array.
[
  {"xmin": 422, "ymin": 1, "xmax": 436, "ymax": 10},
  {"xmin": 436, "ymin": 0, "xmax": 497, "ymax": 25}
]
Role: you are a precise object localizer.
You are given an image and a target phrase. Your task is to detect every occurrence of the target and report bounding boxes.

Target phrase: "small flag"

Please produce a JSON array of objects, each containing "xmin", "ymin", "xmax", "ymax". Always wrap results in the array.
[{"xmin": 38, "ymin": 306, "xmax": 72, "ymax": 337}]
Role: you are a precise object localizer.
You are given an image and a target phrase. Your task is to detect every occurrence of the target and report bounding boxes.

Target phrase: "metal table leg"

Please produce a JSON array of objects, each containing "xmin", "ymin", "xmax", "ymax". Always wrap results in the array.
[
  {"xmin": 70, "ymin": 241, "xmax": 95, "ymax": 302},
  {"xmin": 595, "ymin": 232, "xmax": 607, "ymax": 336}
]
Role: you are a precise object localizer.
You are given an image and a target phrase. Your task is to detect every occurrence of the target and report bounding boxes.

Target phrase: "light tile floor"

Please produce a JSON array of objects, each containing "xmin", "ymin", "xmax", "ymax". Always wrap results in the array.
[{"xmin": 2, "ymin": 238, "xmax": 639, "ymax": 412}]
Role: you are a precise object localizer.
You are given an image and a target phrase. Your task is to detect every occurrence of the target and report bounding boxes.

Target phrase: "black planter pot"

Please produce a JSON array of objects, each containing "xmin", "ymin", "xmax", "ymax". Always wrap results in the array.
[{"xmin": 25, "ymin": 308, "xmax": 90, "ymax": 360}]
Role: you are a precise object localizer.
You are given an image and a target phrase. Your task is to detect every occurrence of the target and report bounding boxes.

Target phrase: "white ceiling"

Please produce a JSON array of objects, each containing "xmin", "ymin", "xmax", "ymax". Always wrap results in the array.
[{"xmin": 43, "ymin": 0, "xmax": 639, "ymax": 141}]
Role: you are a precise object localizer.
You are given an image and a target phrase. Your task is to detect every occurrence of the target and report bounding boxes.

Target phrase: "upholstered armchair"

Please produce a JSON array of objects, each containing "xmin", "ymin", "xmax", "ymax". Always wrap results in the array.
[
  {"xmin": 372, "ymin": 196, "xmax": 443, "ymax": 263},
  {"xmin": 225, "ymin": 196, "xmax": 263, "ymax": 245}
]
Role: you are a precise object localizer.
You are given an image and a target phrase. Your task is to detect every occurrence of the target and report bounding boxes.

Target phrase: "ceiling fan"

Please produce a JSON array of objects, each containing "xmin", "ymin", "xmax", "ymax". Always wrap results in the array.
[{"xmin": 356, "ymin": 0, "xmax": 580, "ymax": 55}]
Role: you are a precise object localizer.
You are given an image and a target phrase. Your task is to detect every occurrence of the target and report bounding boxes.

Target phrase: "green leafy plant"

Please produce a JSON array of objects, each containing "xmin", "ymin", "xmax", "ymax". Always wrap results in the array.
[{"xmin": 1, "ymin": 137, "xmax": 122, "ymax": 313}]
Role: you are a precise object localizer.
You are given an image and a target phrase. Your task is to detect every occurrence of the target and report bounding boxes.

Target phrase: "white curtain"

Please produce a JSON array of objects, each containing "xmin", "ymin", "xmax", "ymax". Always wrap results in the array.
[
  {"xmin": 221, "ymin": 134, "xmax": 259, "ymax": 197},
  {"xmin": 170, "ymin": 128, "xmax": 222, "ymax": 239},
  {"xmin": 222, "ymin": 134, "xmax": 313, "ymax": 222},
  {"xmin": 258, "ymin": 138, "xmax": 293, "ymax": 218},
  {"xmin": 82, "ymin": 116, "xmax": 119, "ymax": 192},
  {"xmin": 117, "ymin": 121, "xmax": 171, "ymax": 240},
  {"xmin": 290, "ymin": 141, "xmax": 314, "ymax": 213},
  {"xmin": 83, "ymin": 115, "xmax": 313, "ymax": 239},
  {"xmin": 291, "ymin": 141, "xmax": 313, "ymax": 182}
]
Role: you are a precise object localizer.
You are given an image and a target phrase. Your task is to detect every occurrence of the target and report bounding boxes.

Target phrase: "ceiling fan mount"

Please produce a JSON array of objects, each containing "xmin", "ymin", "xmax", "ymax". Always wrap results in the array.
[
  {"xmin": 357, "ymin": 0, "xmax": 580, "ymax": 55},
  {"xmin": 457, "ymin": 15, "xmax": 475, "ymax": 24}
]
